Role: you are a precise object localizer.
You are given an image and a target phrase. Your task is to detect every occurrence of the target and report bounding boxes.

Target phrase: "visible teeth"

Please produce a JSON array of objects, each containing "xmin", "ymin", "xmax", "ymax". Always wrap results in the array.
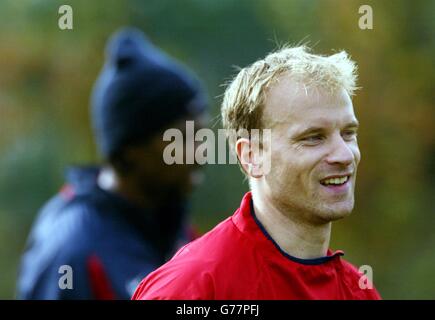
[{"xmin": 322, "ymin": 176, "xmax": 348, "ymax": 185}]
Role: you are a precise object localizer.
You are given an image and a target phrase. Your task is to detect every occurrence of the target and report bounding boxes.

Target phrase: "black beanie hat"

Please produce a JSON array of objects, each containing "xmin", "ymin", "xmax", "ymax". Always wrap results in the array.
[{"xmin": 91, "ymin": 27, "xmax": 208, "ymax": 159}]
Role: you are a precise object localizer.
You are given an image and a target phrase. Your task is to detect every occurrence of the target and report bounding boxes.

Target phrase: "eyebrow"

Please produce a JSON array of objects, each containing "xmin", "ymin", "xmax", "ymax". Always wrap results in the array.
[
  {"xmin": 293, "ymin": 120, "xmax": 360, "ymax": 138},
  {"xmin": 344, "ymin": 120, "xmax": 360, "ymax": 129}
]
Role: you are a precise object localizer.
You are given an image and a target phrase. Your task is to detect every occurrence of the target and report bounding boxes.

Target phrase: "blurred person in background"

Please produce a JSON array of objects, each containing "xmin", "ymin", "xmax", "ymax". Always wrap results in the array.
[
  {"xmin": 16, "ymin": 27, "xmax": 208, "ymax": 299},
  {"xmin": 133, "ymin": 46, "xmax": 381, "ymax": 300}
]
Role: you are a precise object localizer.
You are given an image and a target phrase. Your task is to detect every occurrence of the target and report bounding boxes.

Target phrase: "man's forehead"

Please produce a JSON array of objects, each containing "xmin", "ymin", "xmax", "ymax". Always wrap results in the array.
[
  {"xmin": 287, "ymin": 115, "xmax": 359, "ymax": 135},
  {"xmin": 263, "ymin": 77, "xmax": 355, "ymax": 128}
]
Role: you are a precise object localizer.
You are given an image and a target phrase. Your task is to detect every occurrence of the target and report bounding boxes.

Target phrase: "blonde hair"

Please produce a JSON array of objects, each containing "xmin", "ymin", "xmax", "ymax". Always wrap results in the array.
[{"xmin": 221, "ymin": 45, "xmax": 358, "ymax": 151}]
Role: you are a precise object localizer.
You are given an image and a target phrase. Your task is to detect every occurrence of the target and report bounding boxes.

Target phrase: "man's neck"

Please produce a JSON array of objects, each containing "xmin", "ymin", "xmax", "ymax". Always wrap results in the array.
[{"xmin": 251, "ymin": 189, "xmax": 331, "ymax": 260}]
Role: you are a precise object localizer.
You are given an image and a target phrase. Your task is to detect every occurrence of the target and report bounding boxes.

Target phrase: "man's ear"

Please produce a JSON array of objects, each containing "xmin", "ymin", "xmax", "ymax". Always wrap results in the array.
[{"xmin": 235, "ymin": 138, "xmax": 263, "ymax": 178}]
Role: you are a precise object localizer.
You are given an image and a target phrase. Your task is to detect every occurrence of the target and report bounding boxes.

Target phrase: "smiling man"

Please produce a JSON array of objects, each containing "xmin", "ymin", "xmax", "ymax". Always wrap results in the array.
[{"xmin": 132, "ymin": 46, "xmax": 381, "ymax": 300}]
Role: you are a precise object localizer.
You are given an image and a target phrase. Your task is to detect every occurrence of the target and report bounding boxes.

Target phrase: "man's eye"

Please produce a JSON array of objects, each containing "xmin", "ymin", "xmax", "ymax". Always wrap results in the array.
[
  {"xmin": 342, "ymin": 130, "xmax": 358, "ymax": 140},
  {"xmin": 302, "ymin": 135, "xmax": 323, "ymax": 144}
]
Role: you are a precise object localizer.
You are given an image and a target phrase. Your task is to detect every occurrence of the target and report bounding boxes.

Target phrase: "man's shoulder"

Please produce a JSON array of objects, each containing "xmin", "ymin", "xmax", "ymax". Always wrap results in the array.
[
  {"xmin": 132, "ymin": 250, "xmax": 217, "ymax": 299},
  {"xmin": 338, "ymin": 257, "xmax": 368, "ymax": 283},
  {"xmin": 338, "ymin": 257, "xmax": 382, "ymax": 299},
  {"xmin": 36, "ymin": 193, "xmax": 98, "ymax": 235},
  {"xmin": 132, "ymin": 216, "xmax": 251, "ymax": 300},
  {"xmin": 28, "ymin": 189, "xmax": 128, "ymax": 264}
]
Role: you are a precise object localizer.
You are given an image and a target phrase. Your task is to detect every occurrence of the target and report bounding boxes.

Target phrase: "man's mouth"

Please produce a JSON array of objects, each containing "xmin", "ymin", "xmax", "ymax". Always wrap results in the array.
[{"xmin": 320, "ymin": 175, "xmax": 350, "ymax": 186}]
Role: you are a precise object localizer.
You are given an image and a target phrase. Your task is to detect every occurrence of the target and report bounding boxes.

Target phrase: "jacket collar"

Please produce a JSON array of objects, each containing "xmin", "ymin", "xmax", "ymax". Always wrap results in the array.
[{"xmin": 232, "ymin": 192, "xmax": 344, "ymax": 265}]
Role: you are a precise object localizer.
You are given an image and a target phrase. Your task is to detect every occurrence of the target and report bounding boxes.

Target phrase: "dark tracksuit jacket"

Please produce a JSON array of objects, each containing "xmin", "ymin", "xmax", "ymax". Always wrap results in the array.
[{"xmin": 17, "ymin": 166, "xmax": 195, "ymax": 299}]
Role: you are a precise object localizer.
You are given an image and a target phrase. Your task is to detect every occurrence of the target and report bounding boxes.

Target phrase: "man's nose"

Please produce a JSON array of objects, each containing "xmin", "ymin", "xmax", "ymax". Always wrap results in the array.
[{"xmin": 325, "ymin": 135, "xmax": 354, "ymax": 166}]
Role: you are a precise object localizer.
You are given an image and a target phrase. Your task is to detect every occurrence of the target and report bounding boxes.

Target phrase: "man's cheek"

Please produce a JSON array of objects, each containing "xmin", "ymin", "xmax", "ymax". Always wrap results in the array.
[
  {"xmin": 269, "ymin": 150, "xmax": 283, "ymax": 177},
  {"xmin": 351, "ymin": 143, "xmax": 361, "ymax": 165}
]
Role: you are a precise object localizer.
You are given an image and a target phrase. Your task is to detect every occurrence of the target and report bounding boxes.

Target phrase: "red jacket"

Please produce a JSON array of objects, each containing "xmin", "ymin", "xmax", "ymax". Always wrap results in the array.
[{"xmin": 133, "ymin": 192, "xmax": 381, "ymax": 300}]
